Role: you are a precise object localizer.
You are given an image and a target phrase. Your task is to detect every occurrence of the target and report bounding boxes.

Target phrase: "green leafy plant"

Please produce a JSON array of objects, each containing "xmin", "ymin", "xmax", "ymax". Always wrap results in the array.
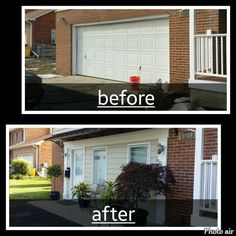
[
  {"xmin": 72, "ymin": 182, "xmax": 90, "ymax": 199},
  {"xmin": 100, "ymin": 180, "xmax": 116, "ymax": 205},
  {"xmin": 11, "ymin": 159, "xmax": 33, "ymax": 176},
  {"xmin": 47, "ymin": 164, "xmax": 62, "ymax": 191}
]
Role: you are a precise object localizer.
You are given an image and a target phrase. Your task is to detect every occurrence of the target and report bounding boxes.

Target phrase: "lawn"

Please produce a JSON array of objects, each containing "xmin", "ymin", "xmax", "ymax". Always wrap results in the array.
[
  {"xmin": 25, "ymin": 58, "xmax": 56, "ymax": 74},
  {"xmin": 10, "ymin": 177, "xmax": 51, "ymax": 200}
]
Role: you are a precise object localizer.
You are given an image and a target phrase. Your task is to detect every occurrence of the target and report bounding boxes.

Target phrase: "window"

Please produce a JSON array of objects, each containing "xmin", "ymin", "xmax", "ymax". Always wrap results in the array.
[
  {"xmin": 128, "ymin": 144, "xmax": 150, "ymax": 164},
  {"xmin": 51, "ymin": 29, "xmax": 56, "ymax": 46},
  {"xmin": 21, "ymin": 129, "xmax": 25, "ymax": 143},
  {"xmin": 15, "ymin": 131, "xmax": 19, "ymax": 144}
]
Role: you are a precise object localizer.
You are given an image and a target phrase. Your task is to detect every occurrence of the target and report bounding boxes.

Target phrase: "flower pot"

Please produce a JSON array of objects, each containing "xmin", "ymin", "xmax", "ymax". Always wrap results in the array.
[
  {"xmin": 49, "ymin": 191, "xmax": 60, "ymax": 200},
  {"xmin": 78, "ymin": 197, "xmax": 90, "ymax": 208}
]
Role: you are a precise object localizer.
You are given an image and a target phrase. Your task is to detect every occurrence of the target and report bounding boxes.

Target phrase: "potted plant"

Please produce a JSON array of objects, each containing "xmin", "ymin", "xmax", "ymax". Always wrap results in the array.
[
  {"xmin": 100, "ymin": 180, "xmax": 116, "ymax": 206},
  {"xmin": 72, "ymin": 182, "xmax": 90, "ymax": 208},
  {"xmin": 115, "ymin": 162, "xmax": 175, "ymax": 225},
  {"xmin": 47, "ymin": 164, "xmax": 62, "ymax": 200}
]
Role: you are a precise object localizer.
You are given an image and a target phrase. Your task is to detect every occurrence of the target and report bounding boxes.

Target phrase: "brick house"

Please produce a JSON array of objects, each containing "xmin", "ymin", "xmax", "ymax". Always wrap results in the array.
[
  {"xmin": 9, "ymin": 128, "xmax": 53, "ymax": 172},
  {"xmin": 55, "ymin": 8, "xmax": 228, "ymax": 108},
  {"xmin": 50, "ymin": 127, "xmax": 218, "ymax": 226},
  {"xmin": 25, "ymin": 10, "xmax": 56, "ymax": 49}
]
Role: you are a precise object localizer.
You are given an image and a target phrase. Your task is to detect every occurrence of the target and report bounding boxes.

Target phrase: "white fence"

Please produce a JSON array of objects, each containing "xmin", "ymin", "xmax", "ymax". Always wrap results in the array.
[
  {"xmin": 195, "ymin": 34, "xmax": 227, "ymax": 78},
  {"xmin": 200, "ymin": 160, "xmax": 218, "ymax": 212}
]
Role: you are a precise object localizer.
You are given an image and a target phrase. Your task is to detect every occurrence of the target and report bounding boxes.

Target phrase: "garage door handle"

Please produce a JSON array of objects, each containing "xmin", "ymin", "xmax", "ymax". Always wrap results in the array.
[
  {"xmin": 84, "ymin": 54, "xmax": 87, "ymax": 59},
  {"xmin": 139, "ymin": 66, "xmax": 142, "ymax": 70}
]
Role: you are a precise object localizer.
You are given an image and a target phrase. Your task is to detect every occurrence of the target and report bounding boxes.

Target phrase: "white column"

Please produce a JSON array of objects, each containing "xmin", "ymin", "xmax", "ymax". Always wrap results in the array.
[
  {"xmin": 191, "ymin": 128, "xmax": 204, "ymax": 226},
  {"xmin": 189, "ymin": 9, "xmax": 195, "ymax": 80}
]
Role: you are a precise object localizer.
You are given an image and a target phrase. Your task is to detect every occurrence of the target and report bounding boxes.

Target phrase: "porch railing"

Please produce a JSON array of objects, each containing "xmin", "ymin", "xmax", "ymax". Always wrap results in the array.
[
  {"xmin": 200, "ymin": 160, "xmax": 218, "ymax": 212},
  {"xmin": 195, "ymin": 34, "xmax": 227, "ymax": 78}
]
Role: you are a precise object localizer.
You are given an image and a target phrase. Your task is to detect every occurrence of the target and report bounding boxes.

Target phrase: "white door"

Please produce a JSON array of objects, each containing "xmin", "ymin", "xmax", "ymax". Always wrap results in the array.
[
  {"xmin": 76, "ymin": 17, "xmax": 169, "ymax": 83},
  {"xmin": 72, "ymin": 149, "xmax": 84, "ymax": 186},
  {"xmin": 17, "ymin": 154, "xmax": 34, "ymax": 167},
  {"xmin": 93, "ymin": 149, "xmax": 107, "ymax": 184}
]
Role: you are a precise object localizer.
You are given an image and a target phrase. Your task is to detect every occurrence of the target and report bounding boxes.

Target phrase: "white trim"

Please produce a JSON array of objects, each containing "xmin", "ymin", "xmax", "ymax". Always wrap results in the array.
[
  {"xmin": 72, "ymin": 15, "xmax": 169, "ymax": 77},
  {"xmin": 189, "ymin": 9, "xmax": 195, "ymax": 80},
  {"xmin": 193, "ymin": 128, "xmax": 203, "ymax": 200},
  {"xmin": 127, "ymin": 142, "xmax": 151, "ymax": 164},
  {"xmin": 92, "ymin": 146, "xmax": 108, "ymax": 184}
]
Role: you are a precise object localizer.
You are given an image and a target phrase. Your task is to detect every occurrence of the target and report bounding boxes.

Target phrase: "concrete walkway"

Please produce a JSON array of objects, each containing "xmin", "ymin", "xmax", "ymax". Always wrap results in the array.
[
  {"xmin": 29, "ymin": 200, "xmax": 93, "ymax": 226},
  {"xmin": 42, "ymin": 75, "xmax": 121, "ymax": 84}
]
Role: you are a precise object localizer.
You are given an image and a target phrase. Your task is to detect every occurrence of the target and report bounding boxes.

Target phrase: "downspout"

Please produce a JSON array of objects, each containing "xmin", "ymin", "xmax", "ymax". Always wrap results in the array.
[{"xmin": 33, "ymin": 144, "xmax": 39, "ymax": 171}]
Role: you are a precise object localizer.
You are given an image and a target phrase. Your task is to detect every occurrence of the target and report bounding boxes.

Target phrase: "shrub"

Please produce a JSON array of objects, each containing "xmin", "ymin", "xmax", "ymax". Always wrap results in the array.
[
  {"xmin": 15, "ymin": 174, "xmax": 24, "ymax": 180},
  {"xmin": 10, "ymin": 174, "xmax": 16, "ymax": 179},
  {"xmin": 11, "ymin": 159, "xmax": 33, "ymax": 175},
  {"xmin": 47, "ymin": 164, "xmax": 62, "ymax": 191},
  {"xmin": 100, "ymin": 180, "xmax": 116, "ymax": 205}
]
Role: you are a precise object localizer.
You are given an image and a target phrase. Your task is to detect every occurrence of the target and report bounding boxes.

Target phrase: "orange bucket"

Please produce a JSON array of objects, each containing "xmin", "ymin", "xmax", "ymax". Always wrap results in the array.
[{"xmin": 129, "ymin": 76, "xmax": 140, "ymax": 83}]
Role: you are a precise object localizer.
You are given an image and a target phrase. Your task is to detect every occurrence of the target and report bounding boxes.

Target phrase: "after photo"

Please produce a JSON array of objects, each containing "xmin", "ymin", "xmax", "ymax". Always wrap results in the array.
[
  {"xmin": 6, "ymin": 125, "xmax": 220, "ymax": 230},
  {"xmin": 22, "ymin": 6, "xmax": 230, "ymax": 114}
]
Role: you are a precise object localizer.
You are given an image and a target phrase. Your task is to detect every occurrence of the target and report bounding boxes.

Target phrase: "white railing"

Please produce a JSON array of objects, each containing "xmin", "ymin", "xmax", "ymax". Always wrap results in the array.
[
  {"xmin": 195, "ymin": 34, "xmax": 227, "ymax": 78},
  {"xmin": 200, "ymin": 160, "xmax": 218, "ymax": 212}
]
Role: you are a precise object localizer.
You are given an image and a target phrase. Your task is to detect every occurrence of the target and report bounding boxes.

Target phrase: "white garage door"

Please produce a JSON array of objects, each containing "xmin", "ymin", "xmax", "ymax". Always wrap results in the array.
[
  {"xmin": 17, "ymin": 154, "xmax": 34, "ymax": 167},
  {"xmin": 75, "ymin": 17, "xmax": 169, "ymax": 83}
]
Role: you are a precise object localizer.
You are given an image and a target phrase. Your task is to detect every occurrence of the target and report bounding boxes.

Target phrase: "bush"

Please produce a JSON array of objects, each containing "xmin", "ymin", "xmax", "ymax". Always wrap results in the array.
[
  {"xmin": 11, "ymin": 159, "xmax": 33, "ymax": 176},
  {"xmin": 15, "ymin": 174, "xmax": 24, "ymax": 180},
  {"xmin": 10, "ymin": 174, "xmax": 16, "ymax": 179}
]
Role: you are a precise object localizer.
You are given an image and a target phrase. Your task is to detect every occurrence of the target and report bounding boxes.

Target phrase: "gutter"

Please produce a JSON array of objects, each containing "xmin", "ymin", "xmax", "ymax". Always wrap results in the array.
[{"xmin": 33, "ymin": 144, "xmax": 39, "ymax": 170}]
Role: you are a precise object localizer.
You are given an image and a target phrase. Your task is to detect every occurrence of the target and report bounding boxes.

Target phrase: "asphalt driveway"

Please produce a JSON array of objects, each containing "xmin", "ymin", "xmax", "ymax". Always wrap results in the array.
[{"xmin": 10, "ymin": 201, "xmax": 80, "ymax": 226}]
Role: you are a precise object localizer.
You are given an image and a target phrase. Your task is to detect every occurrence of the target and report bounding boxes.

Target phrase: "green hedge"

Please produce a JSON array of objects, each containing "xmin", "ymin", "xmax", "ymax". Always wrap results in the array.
[{"xmin": 11, "ymin": 159, "xmax": 33, "ymax": 176}]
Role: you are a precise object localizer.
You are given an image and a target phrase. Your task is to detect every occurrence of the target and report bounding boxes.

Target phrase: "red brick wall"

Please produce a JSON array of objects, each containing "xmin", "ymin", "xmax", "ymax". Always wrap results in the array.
[
  {"xmin": 38, "ymin": 141, "xmax": 52, "ymax": 167},
  {"xmin": 56, "ymin": 9, "xmax": 223, "ymax": 83},
  {"xmin": 25, "ymin": 128, "xmax": 50, "ymax": 141},
  {"xmin": 203, "ymin": 128, "xmax": 218, "ymax": 160},
  {"xmin": 52, "ymin": 143, "xmax": 64, "ymax": 196},
  {"xmin": 32, "ymin": 11, "xmax": 55, "ymax": 45},
  {"xmin": 166, "ymin": 128, "xmax": 195, "ymax": 225}
]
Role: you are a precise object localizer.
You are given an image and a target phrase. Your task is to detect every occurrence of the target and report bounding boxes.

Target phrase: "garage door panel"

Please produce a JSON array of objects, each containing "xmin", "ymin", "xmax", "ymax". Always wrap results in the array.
[
  {"xmin": 76, "ymin": 17, "xmax": 169, "ymax": 83},
  {"xmin": 105, "ymin": 53, "xmax": 114, "ymax": 64},
  {"xmin": 156, "ymin": 53, "xmax": 169, "ymax": 69},
  {"xmin": 127, "ymin": 37, "xmax": 139, "ymax": 50},
  {"xmin": 115, "ymin": 38, "xmax": 127, "ymax": 50},
  {"xmin": 128, "ymin": 54, "xmax": 139, "ymax": 66},
  {"xmin": 140, "ymin": 37, "xmax": 154, "ymax": 50},
  {"xmin": 141, "ymin": 54, "xmax": 155, "ymax": 67},
  {"xmin": 155, "ymin": 35, "xmax": 169, "ymax": 51},
  {"xmin": 115, "ymin": 53, "xmax": 127, "ymax": 65},
  {"xmin": 104, "ymin": 38, "xmax": 114, "ymax": 49},
  {"xmin": 140, "ymin": 70, "xmax": 156, "ymax": 83}
]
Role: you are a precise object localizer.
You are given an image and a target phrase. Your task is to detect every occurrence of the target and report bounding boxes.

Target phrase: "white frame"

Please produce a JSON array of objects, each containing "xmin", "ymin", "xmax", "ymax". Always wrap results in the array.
[
  {"xmin": 127, "ymin": 142, "xmax": 151, "ymax": 164},
  {"xmin": 71, "ymin": 148, "xmax": 85, "ymax": 191},
  {"xmin": 92, "ymin": 146, "xmax": 107, "ymax": 184}
]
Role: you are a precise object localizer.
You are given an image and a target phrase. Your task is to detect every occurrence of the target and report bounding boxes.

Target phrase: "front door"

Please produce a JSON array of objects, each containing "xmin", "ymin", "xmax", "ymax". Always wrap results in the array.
[
  {"xmin": 93, "ymin": 149, "xmax": 107, "ymax": 185},
  {"xmin": 72, "ymin": 149, "xmax": 84, "ymax": 187}
]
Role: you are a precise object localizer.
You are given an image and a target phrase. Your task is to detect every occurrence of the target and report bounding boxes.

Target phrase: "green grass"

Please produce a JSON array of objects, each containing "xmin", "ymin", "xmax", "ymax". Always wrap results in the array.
[
  {"xmin": 10, "ymin": 176, "xmax": 51, "ymax": 200},
  {"xmin": 25, "ymin": 58, "xmax": 56, "ymax": 74}
]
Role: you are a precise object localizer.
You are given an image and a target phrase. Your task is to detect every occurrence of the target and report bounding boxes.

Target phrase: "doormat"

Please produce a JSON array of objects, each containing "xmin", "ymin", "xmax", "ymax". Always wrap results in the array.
[{"xmin": 57, "ymin": 200, "xmax": 78, "ymax": 206}]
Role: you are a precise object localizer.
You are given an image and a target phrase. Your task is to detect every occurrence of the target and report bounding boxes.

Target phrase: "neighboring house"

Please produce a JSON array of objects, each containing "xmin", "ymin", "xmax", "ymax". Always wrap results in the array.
[
  {"xmin": 55, "ymin": 9, "xmax": 227, "ymax": 109},
  {"xmin": 25, "ymin": 10, "xmax": 56, "ymax": 58},
  {"xmin": 50, "ymin": 127, "xmax": 218, "ymax": 226},
  {"xmin": 9, "ymin": 128, "xmax": 52, "ymax": 172}
]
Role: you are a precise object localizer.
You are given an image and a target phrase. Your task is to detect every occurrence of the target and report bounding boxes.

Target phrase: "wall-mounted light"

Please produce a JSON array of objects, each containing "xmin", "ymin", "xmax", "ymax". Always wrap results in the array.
[{"xmin": 157, "ymin": 142, "xmax": 165, "ymax": 154}]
